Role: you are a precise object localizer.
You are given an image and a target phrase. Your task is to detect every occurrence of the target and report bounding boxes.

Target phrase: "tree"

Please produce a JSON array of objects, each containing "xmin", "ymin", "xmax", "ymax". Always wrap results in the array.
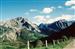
[
  {"xmin": 45, "ymin": 40, "xmax": 48, "ymax": 48},
  {"xmin": 20, "ymin": 29, "xmax": 39, "ymax": 49},
  {"xmin": 20, "ymin": 28, "xmax": 48, "ymax": 49}
]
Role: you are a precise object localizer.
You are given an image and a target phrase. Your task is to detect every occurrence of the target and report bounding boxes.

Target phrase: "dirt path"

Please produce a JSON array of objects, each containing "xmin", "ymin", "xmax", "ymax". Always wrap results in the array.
[{"xmin": 63, "ymin": 39, "xmax": 75, "ymax": 49}]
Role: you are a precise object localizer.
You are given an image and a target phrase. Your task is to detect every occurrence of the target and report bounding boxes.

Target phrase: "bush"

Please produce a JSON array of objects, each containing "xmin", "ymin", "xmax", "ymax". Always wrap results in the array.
[{"xmin": 36, "ymin": 40, "xmax": 43, "ymax": 47}]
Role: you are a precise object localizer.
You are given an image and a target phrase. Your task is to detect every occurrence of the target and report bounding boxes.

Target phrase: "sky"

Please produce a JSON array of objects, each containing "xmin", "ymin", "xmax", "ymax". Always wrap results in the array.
[{"xmin": 0, "ymin": 0, "xmax": 75, "ymax": 24}]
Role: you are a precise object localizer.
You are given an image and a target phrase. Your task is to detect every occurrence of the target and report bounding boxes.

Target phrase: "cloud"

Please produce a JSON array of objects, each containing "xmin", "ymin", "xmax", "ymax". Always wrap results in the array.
[
  {"xmin": 58, "ymin": 6, "xmax": 63, "ymax": 8},
  {"xmin": 34, "ymin": 15, "xmax": 46, "ymax": 22},
  {"xmin": 29, "ymin": 9, "xmax": 38, "ymax": 12},
  {"xmin": 65, "ymin": 0, "xmax": 75, "ymax": 10},
  {"xmin": 71, "ymin": 6, "xmax": 75, "ymax": 10},
  {"xmin": 24, "ymin": 7, "xmax": 54, "ymax": 15},
  {"xmin": 33, "ymin": 14, "xmax": 75, "ymax": 24},
  {"xmin": 42, "ymin": 8, "xmax": 53, "ymax": 14},
  {"xmin": 65, "ymin": 0, "xmax": 75, "ymax": 6},
  {"xmin": 33, "ymin": 15, "xmax": 57, "ymax": 24},
  {"xmin": 51, "ymin": 7, "xmax": 55, "ymax": 9},
  {"xmin": 33, "ymin": 15, "xmax": 52, "ymax": 24},
  {"xmin": 54, "ymin": 14, "xmax": 75, "ymax": 21},
  {"xmin": 55, "ymin": 15, "xmax": 74, "ymax": 21}
]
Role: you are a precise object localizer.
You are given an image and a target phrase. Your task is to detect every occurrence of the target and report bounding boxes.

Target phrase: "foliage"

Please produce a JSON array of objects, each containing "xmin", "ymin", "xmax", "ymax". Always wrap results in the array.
[
  {"xmin": 36, "ymin": 40, "xmax": 43, "ymax": 47},
  {"xmin": 20, "ymin": 28, "xmax": 47, "ymax": 42}
]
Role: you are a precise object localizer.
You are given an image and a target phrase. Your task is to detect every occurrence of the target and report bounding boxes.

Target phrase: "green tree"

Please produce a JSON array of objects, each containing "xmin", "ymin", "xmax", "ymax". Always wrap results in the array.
[
  {"xmin": 20, "ymin": 29, "xmax": 36, "ymax": 49},
  {"xmin": 20, "ymin": 28, "xmax": 47, "ymax": 49}
]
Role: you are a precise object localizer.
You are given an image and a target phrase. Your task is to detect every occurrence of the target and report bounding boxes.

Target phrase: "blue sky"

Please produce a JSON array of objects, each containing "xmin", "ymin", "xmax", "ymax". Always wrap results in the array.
[{"xmin": 0, "ymin": 0, "xmax": 75, "ymax": 24}]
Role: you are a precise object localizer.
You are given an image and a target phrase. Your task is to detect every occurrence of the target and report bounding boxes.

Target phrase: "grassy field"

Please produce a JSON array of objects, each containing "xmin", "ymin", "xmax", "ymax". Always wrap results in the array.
[{"xmin": 0, "ymin": 38, "xmax": 72, "ymax": 49}]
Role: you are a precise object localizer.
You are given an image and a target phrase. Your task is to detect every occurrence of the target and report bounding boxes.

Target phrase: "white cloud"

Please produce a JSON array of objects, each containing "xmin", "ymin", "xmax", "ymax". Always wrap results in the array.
[
  {"xmin": 65, "ymin": 0, "xmax": 75, "ymax": 6},
  {"xmin": 71, "ymin": 6, "xmax": 75, "ymax": 9},
  {"xmin": 54, "ymin": 14, "xmax": 75, "ymax": 21},
  {"xmin": 33, "ymin": 14, "xmax": 75, "ymax": 25},
  {"xmin": 65, "ymin": 0, "xmax": 75, "ymax": 10},
  {"xmin": 34, "ymin": 15, "xmax": 57, "ymax": 24},
  {"xmin": 24, "ymin": 7, "xmax": 54, "ymax": 15},
  {"xmin": 34, "ymin": 15, "xmax": 46, "ymax": 22},
  {"xmin": 30, "ymin": 9, "xmax": 38, "ymax": 12},
  {"xmin": 46, "ymin": 15, "xmax": 50, "ymax": 18},
  {"xmin": 33, "ymin": 15, "xmax": 52, "ymax": 24},
  {"xmin": 58, "ymin": 6, "xmax": 63, "ymax": 8},
  {"xmin": 42, "ymin": 8, "xmax": 53, "ymax": 14},
  {"xmin": 51, "ymin": 7, "xmax": 55, "ymax": 9},
  {"xmin": 55, "ymin": 15, "xmax": 75, "ymax": 21},
  {"xmin": 33, "ymin": 16, "xmax": 44, "ymax": 25}
]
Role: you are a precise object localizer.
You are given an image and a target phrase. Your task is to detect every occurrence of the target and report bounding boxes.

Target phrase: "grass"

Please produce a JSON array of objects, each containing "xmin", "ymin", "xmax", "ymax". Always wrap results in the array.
[
  {"xmin": 0, "ymin": 38, "xmax": 72, "ymax": 49},
  {"xmin": 32, "ymin": 38, "xmax": 72, "ymax": 49}
]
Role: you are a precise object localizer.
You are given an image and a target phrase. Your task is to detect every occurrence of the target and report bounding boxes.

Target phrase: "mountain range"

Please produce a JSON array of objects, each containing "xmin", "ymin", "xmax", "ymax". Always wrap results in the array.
[{"xmin": 0, "ymin": 17, "xmax": 75, "ymax": 42}]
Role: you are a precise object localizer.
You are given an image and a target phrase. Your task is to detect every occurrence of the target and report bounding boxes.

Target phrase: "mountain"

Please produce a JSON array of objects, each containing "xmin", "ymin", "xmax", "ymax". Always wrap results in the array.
[
  {"xmin": 39, "ymin": 20, "xmax": 75, "ymax": 42},
  {"xmin": 0, "ymin": 25, "xmax": 17, "ymax": 41},
  {"xmin": 61, "ymin": 22, "xmax": 75, "ymax": 37},
  {"xmin": 0, "ymin": 17, "xmax": 75, "ymax": 43},
  {"xmin": 39, "ymin": 19, "xmax": 75, "ymax": 35},
  {"xmin": 2, "ymin": 17, "xmax": 40, "ymax": 32},
  {"xmin": 0, "ymin": 17, "xmax": 48, "ymax": 43},
  {"xmin": 0, "ymin": 17, "xmax": 41, "ymax": 42},
  {"xmin": 48, "ymin": 21, "xmax": 75, "ymax": 41}
]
